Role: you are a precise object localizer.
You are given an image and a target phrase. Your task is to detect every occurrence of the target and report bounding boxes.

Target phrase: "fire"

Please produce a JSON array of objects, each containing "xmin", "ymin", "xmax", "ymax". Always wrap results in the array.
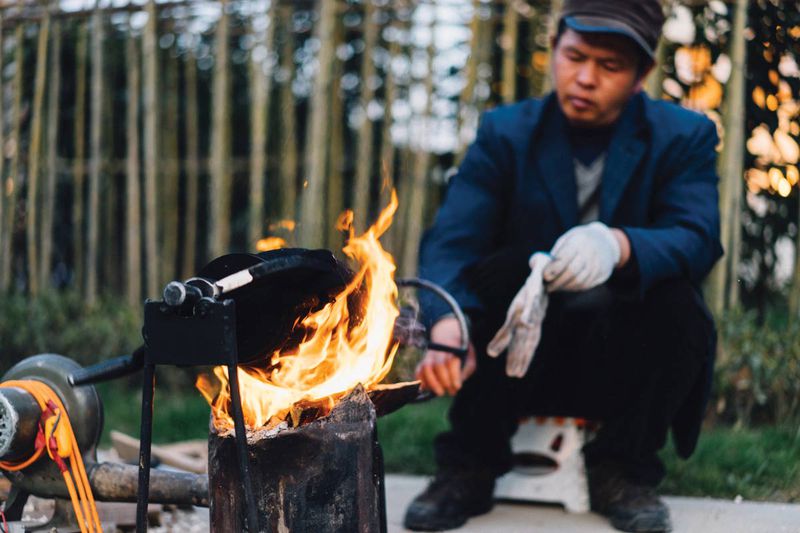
[
  {"xmin": 255, "ymin": 236, "xmax": 287, "ymax": 252},
  {"xmin": 197, "ymin": 192, "xmax": 400, "ymax": 430}
]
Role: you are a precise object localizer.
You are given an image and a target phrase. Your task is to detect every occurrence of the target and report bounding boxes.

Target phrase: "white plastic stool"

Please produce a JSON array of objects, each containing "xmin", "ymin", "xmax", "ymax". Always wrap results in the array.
[{"xmin": 494, "ymin": 417, "xmax": 591, "ymax": 513}]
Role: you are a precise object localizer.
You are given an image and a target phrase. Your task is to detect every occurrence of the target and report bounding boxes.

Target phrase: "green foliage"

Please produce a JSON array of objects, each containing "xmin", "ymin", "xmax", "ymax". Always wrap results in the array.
[
  {"xmin": 0, "ymin": 290, "xmax": 140, "ymax": 375},
  {"xmin": 378, "ymin": 397, "xmax": 451, "ymax": 475},
  {"xmin": 98, "ymin": 385, "xmax": 210, "ymax": 446},
  {"xmin": 0, "ymin": 290, "xmax": 197, "ymax": 390},
  {"xmin": 715, "ymin": 308, "xmax": 800, "ymax": 427},
  {"xmin": 660, "ymin": 425, "xmax": 800, "ymax": 502}
]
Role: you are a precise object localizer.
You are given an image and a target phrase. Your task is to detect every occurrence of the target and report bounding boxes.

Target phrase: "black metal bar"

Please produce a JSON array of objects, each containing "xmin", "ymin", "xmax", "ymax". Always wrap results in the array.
[
  {"xmin": 136, "ymin": 363, "xmax": 156, "ymax": 533},
  {"xmin": 373, "ymin": 429, "xmax": 388, "ymax": 533},
  {"xmin": 2, "ymin": 486, "xmax": 30, "ymax": 522},
  {"xmin": 228, "ymin": 363, "xmax": 260, "ymax": 533},
  {"xmin": 426, "ymin": 342, "xmax": 468, "ymax": 359},
  {"xmin": 395, "ymin": 277, "xmax": 470, "ymax": 355},
  {"xmin": 68, "ymin": 345, "xmax": 145, "ymax": 386}
]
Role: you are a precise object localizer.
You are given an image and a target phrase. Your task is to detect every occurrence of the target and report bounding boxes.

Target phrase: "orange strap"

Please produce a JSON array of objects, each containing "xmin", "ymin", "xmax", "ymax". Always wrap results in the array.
[{"xmin": 0, "ymin": 381, "xmax": 102, "ymax": 533}]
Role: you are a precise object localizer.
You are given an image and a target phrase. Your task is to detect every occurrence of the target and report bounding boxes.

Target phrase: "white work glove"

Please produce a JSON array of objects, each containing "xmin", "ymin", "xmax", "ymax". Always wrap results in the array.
[
  {"xmin": 487, "ymin": 253, "xmax": 552, "ymax": 378},
  {"xmin": 544, "ymin": 222, "xmax": 620, "ymax": 292}
]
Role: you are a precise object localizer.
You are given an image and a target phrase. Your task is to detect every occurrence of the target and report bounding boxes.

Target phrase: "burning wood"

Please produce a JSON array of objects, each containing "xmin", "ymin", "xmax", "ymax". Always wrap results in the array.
[
  {"xmin": 208, "ymin": 385, "xmax": 384, "ymax": 533},
  {"xmin": 197, "ymin": 192, "xmax": 401, "ymax": 432}
]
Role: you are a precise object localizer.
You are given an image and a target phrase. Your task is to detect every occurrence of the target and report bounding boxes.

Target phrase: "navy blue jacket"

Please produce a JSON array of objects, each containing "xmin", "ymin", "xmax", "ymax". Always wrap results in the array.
[{"xmin": 418, "ymin": 92, "xmax": 723, "ymax": 456}]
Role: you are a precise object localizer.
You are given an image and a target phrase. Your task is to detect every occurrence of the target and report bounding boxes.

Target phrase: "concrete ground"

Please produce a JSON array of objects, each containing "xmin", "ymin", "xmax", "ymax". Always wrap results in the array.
[{"xmin": 386, "ymin": 474, "xmax": 800, "ymax": 533}]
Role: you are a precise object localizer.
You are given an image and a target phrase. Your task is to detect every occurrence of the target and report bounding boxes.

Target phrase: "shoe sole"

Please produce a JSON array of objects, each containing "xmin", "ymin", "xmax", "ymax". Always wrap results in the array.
[
  {"xmin": 404, "ymin": 501, "xmax": 494, "ymax": 531},
  {"xmin": 609, "ymin": 512, "xmax": 673, "ymax": 533}
]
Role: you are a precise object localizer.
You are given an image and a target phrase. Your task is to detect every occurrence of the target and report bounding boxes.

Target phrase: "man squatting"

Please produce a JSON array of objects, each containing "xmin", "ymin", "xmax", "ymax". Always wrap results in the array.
[{"xmin": 406, "ymin": 0, "xmax": 723, "ymax": 532}]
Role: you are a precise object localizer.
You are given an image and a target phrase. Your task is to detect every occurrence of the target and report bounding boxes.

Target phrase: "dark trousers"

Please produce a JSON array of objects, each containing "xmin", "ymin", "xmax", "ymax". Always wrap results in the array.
[{"xmin": 434, "ymin": 279, "xmax": 714, "ymax": 486}]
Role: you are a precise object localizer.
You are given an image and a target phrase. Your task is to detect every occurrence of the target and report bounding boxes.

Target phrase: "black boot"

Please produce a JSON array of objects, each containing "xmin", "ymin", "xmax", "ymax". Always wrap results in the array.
[
  {"xmin": 588, "ymin": 463, "xmax": 672, "ymax": 533},
  {"xmin": 403, "ymin": 469, "xmax": 495, "ymax": 531}
]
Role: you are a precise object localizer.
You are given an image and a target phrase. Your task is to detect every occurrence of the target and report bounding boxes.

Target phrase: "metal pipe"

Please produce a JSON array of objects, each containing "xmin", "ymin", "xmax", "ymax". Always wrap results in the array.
[
  {"xmin": 2, "ymin": 461, "xmax": 209, "ymax": 507},
  {"xmin": 395, "ymin": 277, "xmax": 470, "ymax": 357},
  {"xmin": 89, "ymin": 462, "xmax": 209, "ymax": 507}
]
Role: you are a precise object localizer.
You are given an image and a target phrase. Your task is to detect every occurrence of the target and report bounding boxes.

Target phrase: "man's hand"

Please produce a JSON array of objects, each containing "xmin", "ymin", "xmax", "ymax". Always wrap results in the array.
[
  {"xmin": 415, "ymin": 317, "xmax": 477, "ymax": 396},
  {"xmin": 544, "ymin": 222, "xmax": 624, "ymax": 292}
]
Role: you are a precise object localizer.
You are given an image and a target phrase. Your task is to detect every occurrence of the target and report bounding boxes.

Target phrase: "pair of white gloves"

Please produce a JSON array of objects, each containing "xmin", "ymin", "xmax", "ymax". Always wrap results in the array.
[{"xmin": 486, "ymin": 222, "xmax": 621, "ymax": 377}]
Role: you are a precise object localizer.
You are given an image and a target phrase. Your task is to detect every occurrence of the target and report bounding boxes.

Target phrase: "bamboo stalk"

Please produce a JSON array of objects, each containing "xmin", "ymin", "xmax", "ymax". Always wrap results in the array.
[
  {"xmin": 209, "ymin": 0, "xmax": 232, "ymax": 258},
  {"xmin": 182, "ymin": 49, "xmax": 199, "ymax": 278},
  {"xmin": 85, "ymin": 1, "xmax": 103, "ymax": 305},
  {"xmin": 708, "ymin": 0, "xmax": 747, "ymax": 315},
  {"xmin": 476, "ymin": 1, "xmax": 496, "ymax": 104},
  {"xmin": 461, "ymin": 0, "xmax": 481, "ymax": 111},
  {"xmin": 500, "ymin": 0, "xmax": 519, "ymax": 104},
  {"xmin": 527, "ymin": 4, "xmax": 546, "ymax": 97},
  {"xmin": 71, "ymin": 19, "xmax": 87, "ymax": 292},
  {"xmin": 1, "ymin": 24, "xmax": 23, "ymax": 291},
  {"xmin": 394, "ymin": 147, "xmax": 415, "ymax": 270},
  {"xmin": 247, "ymin": 5, "xmax": 276, "ymax": 249},
  {"xmin": 278, "ymin": 5, "xmax": 298, "ymax": 224},
  {"xmin": 326, "ymin": 22, "xmax": 345, "ymax": 250},
  {"xmin": 352, "ymin": 0, "xmax": 380, "ymax": 233},
  {"xmin": 40, "ymin": 11, "xmax": 60, "ymax": 290},
  {"xmin": 0, "ymin": 11, "xmax": 5, "ymax": 288},
  {"xmin": 142, "ymin": 0, "xmax": 159, "ymax": 297},
  {"xmin": 456, "ymin": 0, "xmax": 481, "ymax": 163},
  {"xmin": 540, "ymin": 0, "xmax": 563, "ymax": 95},
  {"xmin": 125, "ymin": 25, "xmax": 142, "ymax": 306},
  {"xmin": 162, "ymin": 48, "xmax": 180, "ymax": 283},
  {"xmin": 101, "ymin": 81, "xmax": 117, "ymax": 293},
  {"xmin": 25, "ymin": 1, "xmax": 51, "ymax": 295},
  {"xmin": 247, "ymin": 32, "xmax": 267, "ymax": 250},
  {"xmin": 378, "ymin": 25, "xmax": 400, "ymax": 252},
  {"xmin": 387, "ymin": 9, "xmax": 414, "ymax": 260},
  {"xmin": 400, "ymin": 16, "xmax": 436, "ymax": 277},
  {"xmin": 644, "ymin": 39, "xmax": 666, "ymax": 100},
  {"xmin": 298, "ymin": 0, "xmax": 337, "ymax": 248}
]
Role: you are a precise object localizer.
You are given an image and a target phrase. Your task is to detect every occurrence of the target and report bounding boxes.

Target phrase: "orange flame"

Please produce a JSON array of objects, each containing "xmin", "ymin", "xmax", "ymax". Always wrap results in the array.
[
  {"xmin": 255, "ymin": 236, "xmax": 287, "ymax": 252},
  {"xmin": 197, "ymin": 191, "xmax": 400, "ymax": 430}
]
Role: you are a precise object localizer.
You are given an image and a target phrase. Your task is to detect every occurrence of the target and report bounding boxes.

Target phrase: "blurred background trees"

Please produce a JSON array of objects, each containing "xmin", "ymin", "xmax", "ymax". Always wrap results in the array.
[{"xmin": 1, "ymin": 0, "xmax": 800, "ymax": 427}]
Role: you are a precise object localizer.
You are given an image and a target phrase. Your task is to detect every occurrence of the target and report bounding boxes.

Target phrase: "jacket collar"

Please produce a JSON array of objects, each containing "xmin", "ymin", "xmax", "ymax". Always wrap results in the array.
[
  {"xmin": 529, "ymin": 92, "xmax": 649, "ymax": 229},
  {"xmin": 532, "ymin": 94, "xmax": 579, "ymax": 231},
  {"xmin": 599, "ymin": 92, "xmax": 648, "ymax": 222}
]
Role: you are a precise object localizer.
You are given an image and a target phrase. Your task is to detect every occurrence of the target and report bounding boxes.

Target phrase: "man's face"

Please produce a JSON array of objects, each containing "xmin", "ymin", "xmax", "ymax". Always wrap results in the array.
[{"xmin": 552, "ymin": 28, "xmax": 647, "ymax": 127}]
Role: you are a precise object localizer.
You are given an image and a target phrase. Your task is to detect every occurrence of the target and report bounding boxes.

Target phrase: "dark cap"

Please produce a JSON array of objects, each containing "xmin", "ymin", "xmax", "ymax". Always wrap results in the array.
[{"xmin": 560, "ymin": 0, "xmax": 665, "ymax": 60}]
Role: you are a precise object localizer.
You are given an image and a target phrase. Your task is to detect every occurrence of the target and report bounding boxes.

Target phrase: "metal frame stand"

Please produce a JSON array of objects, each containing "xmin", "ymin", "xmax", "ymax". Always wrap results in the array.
[{"xmin": 136, "ymin": 298, "xmax": 259, "ymax": 532}]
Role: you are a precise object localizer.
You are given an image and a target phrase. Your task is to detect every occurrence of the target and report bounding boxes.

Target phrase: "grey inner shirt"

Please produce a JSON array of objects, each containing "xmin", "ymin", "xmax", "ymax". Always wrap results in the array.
[{"xmin": 575, "ymin": 154, "xmax": 605, "ymax": 224}]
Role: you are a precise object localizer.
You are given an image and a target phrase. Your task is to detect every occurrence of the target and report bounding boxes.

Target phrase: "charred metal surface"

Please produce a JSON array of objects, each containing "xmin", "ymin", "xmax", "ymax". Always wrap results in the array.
[
  {"xmin": 0, "ymin": 387, "xmax": 42, "ymax": 461},
  {"xmin": 368, "ymin": 381, "xmax": 425, "ymax": 417},
  {"xmin": 209, "ymin": 386, "xmax": 385, "ymax": 533}
]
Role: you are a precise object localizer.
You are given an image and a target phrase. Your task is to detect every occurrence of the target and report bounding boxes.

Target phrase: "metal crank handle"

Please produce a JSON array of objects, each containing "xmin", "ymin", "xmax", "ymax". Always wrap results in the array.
[
  {"xmin": 68, "ymin": 346, "xmax": 145, "ymax": 386},
  {"xmin": 395, "ymin": 277, "xmax": 470, "ymax": 404},
  {"xmin": 426, "ymin": 342, "xmax": 468, "ymax": 359},
  {"xmin": 395, "ymin": 277, "xmax": 470, "ymax": 360}
]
